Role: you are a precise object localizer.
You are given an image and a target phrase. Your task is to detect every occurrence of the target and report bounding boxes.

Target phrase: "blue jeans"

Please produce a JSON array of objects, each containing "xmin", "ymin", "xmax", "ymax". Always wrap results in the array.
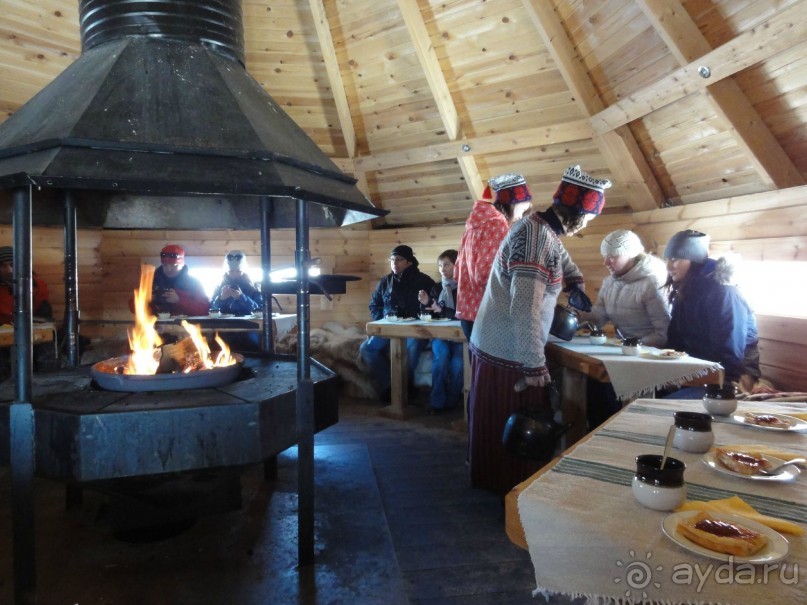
[
  {"xmin": 431, "ymin": 339, "xmax": 464, "ymax": 410},
  {"xmin": 359, "ymin": 335, "xmax": 429, "ymax": 394},
  {"xmin": 662, "ymin": 386, "xmax": 706, "ymax": 399}
]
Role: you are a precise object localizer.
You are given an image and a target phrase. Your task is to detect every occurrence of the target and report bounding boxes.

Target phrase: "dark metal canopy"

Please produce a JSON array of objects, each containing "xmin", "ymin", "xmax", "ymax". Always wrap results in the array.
[{"xmin": 0, "ymin": 0, "xmax": 387, "ymax": 228}]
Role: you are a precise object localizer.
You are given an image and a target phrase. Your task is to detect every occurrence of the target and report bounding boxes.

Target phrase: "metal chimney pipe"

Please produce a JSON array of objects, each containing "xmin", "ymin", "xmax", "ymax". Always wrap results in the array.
[{"xmin": 80, "ymin": 0, "xmax": 245, "ymax": 65}]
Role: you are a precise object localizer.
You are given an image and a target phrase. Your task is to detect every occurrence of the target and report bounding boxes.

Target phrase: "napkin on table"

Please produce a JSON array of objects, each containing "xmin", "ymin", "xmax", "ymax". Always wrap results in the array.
[{"xmin": 677, "ymin": 495, "xmax": 804, "ymax": 536}]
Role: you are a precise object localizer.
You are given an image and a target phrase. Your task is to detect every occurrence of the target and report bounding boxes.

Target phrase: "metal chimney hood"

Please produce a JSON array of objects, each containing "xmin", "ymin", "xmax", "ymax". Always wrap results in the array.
[{"xmin": 0, "ymin": 0, "xmax": 387, "ymax": 228}]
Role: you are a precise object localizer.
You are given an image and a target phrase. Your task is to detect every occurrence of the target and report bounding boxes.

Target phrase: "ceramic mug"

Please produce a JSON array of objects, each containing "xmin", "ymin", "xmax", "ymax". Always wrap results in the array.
[
  {"xmin": 632, "ymin": 454, "xmax": 687, "ymax": 511},
  {"xmin": 621, "ymin": 337, "xmax": 642, "ymax": 356},
  {"xmin": 589, "ymin": 329, "xmax": 607, "ymax": 345},
  {"xmin": 672, "ymin": 411, "xmax": 714, "ymax": 453},
  {"xmin": 702, "ymin": 383, "xmax": 737, "ymax": 416}
]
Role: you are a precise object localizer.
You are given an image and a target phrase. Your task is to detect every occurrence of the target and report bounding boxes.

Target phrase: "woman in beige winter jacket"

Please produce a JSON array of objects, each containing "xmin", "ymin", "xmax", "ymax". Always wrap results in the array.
[{"xmin": 584, "ymin": 230, "xmax": 670, "ymax": 348}]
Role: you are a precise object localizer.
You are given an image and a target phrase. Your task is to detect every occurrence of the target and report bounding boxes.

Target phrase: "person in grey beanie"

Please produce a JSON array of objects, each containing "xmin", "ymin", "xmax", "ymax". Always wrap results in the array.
[{"xmin": 662, "ymin": 230, "xmax": 761, "ymax": 396}]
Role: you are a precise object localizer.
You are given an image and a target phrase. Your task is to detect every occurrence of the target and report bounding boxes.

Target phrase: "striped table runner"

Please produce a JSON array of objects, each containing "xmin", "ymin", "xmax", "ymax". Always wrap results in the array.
[{"xmin": 518, "ymin": 398, "xmax": 807, "ymax": 605}]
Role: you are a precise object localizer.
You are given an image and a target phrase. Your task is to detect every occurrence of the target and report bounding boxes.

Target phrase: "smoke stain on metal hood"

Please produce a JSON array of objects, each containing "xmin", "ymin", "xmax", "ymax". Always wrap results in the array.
[{"xmin": 0, "ymin": 1, "xmax": 386, "ymax": 229}]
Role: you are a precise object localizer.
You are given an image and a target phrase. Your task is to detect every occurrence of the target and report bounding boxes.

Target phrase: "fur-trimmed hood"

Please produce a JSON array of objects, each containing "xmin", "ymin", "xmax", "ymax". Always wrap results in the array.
[{"xmin": 703, "ymin": 254, "xmax": 740, "ymax": 286}]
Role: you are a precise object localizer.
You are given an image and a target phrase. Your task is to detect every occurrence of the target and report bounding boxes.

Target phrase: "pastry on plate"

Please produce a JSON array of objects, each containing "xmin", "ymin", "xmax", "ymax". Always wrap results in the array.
[
  {"xmin": 743, "ymin": 412, "xmax": 792, "ymax": 429},
  {"xmin": 715, "ymin": 447, "xmax": 769, "ymax": 476},
  {"xmin": 677, "ymin": 512, "xmax": 768, "ymax": 557}
]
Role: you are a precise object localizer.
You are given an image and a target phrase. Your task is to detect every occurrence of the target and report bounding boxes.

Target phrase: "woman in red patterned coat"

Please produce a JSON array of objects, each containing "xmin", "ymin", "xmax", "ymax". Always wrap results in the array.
[{"xmin": 454, "ymin": 173, "xmax": 534, "ymax": 341}]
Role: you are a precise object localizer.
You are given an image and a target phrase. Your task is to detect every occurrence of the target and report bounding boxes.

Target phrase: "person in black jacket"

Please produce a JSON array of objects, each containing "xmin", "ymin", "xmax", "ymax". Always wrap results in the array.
[{"xmin": 360, "ymin": 245, "xmax": 435, "ymax": 401}]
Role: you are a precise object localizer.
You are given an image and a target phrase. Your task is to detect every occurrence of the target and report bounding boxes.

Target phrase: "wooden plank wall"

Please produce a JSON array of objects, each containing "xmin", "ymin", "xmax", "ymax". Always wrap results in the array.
[{"xmin": 6, "ymin": 184, "xmax": 806, "ymax": 391}]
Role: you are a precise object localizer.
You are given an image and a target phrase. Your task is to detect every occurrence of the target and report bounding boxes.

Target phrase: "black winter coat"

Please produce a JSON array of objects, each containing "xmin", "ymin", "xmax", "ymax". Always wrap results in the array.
[{"xmin": 369, "ymin": 265, "xmax": 435, "ymax": 320}]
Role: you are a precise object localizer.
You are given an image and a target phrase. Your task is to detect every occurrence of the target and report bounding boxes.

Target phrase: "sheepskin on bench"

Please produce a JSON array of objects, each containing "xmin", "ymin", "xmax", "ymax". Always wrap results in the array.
[{"xmin": 275, "ymin": 322, "xmax": 378, "ymax": 399}]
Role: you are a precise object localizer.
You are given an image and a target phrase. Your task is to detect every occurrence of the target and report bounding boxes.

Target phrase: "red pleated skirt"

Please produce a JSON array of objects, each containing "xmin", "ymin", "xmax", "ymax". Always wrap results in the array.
[{"xmin": 468, "ymin": 351, "xmax": 550, "ymax": 497}]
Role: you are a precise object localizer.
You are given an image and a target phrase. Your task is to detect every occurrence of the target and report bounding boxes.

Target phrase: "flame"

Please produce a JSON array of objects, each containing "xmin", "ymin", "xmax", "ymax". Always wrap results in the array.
[
  {"xmin": 124, "ymin": 265, "xmax": 236, "ymax": 375},
  {"xmin": 126, "ymin": 265, "xmax": 163, "ymax": 375}
]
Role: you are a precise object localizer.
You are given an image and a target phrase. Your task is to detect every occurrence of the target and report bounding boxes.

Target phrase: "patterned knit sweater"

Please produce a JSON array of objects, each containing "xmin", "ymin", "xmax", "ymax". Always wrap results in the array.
[{"xmin": 470, "ymin": 211, "xmax": 583, "ymax": 375}]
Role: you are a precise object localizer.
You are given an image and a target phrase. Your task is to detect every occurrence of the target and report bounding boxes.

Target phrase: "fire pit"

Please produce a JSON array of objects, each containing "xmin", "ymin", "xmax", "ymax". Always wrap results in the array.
[
  {"xmin": 89, "ymin": 263, "xmax": 245, "ymax": 393},
  {"xmin": 91, "ymin": 353, "xmax": 245, "ymax": 392},
  {"xmin": 0, "ymin": 355, "xmax": 339, "ymax": 482}
]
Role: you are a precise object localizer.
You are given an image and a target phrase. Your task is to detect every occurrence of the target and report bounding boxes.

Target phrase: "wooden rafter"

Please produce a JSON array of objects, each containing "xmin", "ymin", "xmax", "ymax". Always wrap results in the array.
[
  {"xmin": 308, "ymin": 0, "xmax": 357, "ymax": 157},
  {"xmin": 634, "ymin": 0, "xmax": 805, "ymax": 189},
  {"xmin": 396, "ymin": 0, "xmax": 484, "ymax": 201},
  {"xmin": 591, "ymin": 0, "xmax": 807, "ymax": 137},
  {"xmin": 521, "ymin": 0, "xmax": 662, "ymax": 211},
  {"xmin": 353, "ymin": 120, "xmax": 591, "ymax": 171}
]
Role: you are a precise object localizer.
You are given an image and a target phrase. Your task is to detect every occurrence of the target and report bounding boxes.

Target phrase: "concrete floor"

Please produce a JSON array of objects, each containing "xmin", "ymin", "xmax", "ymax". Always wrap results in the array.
[{"xmin": 0, "ymin": 397, "xmax": 579, "ymax": 604}]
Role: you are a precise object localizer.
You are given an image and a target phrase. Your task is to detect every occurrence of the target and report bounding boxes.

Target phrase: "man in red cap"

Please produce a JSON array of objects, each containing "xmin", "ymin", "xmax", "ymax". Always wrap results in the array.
[{"xmin": 130, "ymin": 244, "xmax": 210, "ymax": 317}]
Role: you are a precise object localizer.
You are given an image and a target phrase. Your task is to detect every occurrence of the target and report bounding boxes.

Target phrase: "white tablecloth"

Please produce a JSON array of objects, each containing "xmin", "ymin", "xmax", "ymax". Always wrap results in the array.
[
  {"xmin": 518, "ymin": 398, "xmax": 807, "ymax": 605},
  {"xmin": 550, "ymin": 336, "xmax": 723, "ymax": 400}
]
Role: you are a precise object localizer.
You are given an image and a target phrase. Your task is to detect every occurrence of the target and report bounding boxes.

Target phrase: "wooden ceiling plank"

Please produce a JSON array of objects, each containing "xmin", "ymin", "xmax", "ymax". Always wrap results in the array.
[
  {"xmin": 521, "ymin": 0, "xmax": 662, "ymax": 211},
  {"xmin": 591, "ymin": 0, "xmax": 807, "ymax": 136},
  {"xmin": 307, "ymin": 0, "xmax": 357, "ymax": 157},
  {"xmin": 636, "ymin": 0, "xmax": 804, "ymax": 189}
]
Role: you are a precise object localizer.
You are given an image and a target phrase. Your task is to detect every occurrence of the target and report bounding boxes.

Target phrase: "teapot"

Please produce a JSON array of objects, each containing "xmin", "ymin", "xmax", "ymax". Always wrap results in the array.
[
  {"xmin": 549, "ymin": 304, "xmax": 579, "ymax": 341},
  {"xmin": 502, "ymin": 409, "xmax": 573, "ymax": 463}
]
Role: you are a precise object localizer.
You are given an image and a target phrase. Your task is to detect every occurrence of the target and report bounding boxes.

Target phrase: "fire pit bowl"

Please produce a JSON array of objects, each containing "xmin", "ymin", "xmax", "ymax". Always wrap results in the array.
[{"xmin": 91, "ymin": 353, "xmax": 245, "ymax": 392}]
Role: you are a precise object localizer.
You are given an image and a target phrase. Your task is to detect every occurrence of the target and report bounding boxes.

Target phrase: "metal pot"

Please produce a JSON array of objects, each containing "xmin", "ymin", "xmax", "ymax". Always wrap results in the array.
[
  {"xmin": 502, "ymin": 409, "xmax": 573, "ymax": 463},
  {"xmin": 549, "ymin": 304, "xmax": 579, "ymax": 341}
]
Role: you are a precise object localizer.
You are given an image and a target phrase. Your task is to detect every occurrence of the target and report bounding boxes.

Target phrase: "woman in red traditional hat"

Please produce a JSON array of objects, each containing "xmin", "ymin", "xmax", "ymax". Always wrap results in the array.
[
  {"xmin": 454, "ymin": 173, "xmax": 534, "ymax": 341},
  {"xmin": 468, "ymin": 165, "xmax": 611, "ymax": 497}
]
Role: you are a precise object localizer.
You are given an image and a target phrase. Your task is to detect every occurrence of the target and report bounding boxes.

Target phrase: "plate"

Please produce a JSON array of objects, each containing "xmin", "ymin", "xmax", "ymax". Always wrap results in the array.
[
  {"xmin": 427, "ymin": 318, "xmax": 452, "ymax": 322},
  {"xmin": 386, "ymin": 317, "xmax": 416, "ymax": 323},
  {"xmin": 662, "ymin": 511, "xmax": 789, "ymax": 563},
  {"xmin": 732, "ymin": 412, "xmax": 807, "ymax": 432},
  {"xmin": 702, "ymin": 451, "xmax": 799, "ymax": 482},
  {"xmin": 643, "ymin": 350, "xmax": 688, "ymax": 360}
]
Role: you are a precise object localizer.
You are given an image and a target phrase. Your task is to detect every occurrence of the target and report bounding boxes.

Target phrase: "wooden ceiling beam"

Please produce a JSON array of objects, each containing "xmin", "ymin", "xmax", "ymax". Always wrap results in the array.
[
  {"xmin": 635, "ymin": 0, "xmax": 804, "ymax": 189},
  {"xmin": 592, "ymin": 0, "xmax": 807, "ymax": 137},
  {"xmin": 521, "ymin": 0, "xmax": 662, "ymax": 211},
  {"xmin": 352, "ymin": 120, "xmax": 591, "ymax": 171},
  {"xmin": 307, "ymin": 0, "xmax": 357, "ymax": 157},
  {"xmin": 396, "ymin": 0, "xmax": 483, "ymax": 201},
  {"xmin": 396, "ymin": 0, "xmax": 459, "ymax": 141}
]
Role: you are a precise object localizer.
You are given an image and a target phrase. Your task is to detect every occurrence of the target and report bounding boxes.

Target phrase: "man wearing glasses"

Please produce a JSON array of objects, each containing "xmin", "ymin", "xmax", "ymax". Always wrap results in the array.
[{"xmin": 144, "ymin": 244, "xmax": 210, "ymax": 317}]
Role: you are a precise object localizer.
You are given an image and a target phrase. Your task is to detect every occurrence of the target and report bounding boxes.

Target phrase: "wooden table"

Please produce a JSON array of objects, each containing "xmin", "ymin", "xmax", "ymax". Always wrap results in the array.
[
  {"xmin": 160, "ymin": 313, "xmax": 297, "ymax": 343},
  {"xmin": 507, "ymin": 398, "xmax": 807, "ymax": 604},
  {"xmin": 365, "ymin": 318, "xmax": 469, "ymax": 419},
  {"xmin": 546, "ymin": 337, "xmax": 724, "ymax": 446},
  {"xmin": 0, "ymin": 322, "xmax": 57, "ymax": 350}
]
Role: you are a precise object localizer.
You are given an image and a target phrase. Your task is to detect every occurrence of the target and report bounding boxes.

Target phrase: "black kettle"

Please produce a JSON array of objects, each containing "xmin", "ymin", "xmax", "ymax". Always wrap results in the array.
[
  {"xmin": 549, "ymin": 304, "xmax": 579, "ymax": 341},
  {"xmin": 502, "ymin": 409, "xmax": 573, "ymax": 463}
]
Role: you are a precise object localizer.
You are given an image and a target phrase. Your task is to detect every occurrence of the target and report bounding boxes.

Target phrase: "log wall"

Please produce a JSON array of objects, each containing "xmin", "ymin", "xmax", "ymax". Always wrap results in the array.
[{"xmin": 6, "ymin": 185, "xmax": 807, "ymax": 391}]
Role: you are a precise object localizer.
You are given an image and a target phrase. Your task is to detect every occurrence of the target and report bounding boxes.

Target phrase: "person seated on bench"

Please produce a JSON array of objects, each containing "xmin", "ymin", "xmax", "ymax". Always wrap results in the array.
[
  {"xmin": 418, "ymin": 249, "xmax": 463, "ymax": 414},
  {"xmin": 360, "ymin": 245, "xmax": 435, "ymax": 402}
]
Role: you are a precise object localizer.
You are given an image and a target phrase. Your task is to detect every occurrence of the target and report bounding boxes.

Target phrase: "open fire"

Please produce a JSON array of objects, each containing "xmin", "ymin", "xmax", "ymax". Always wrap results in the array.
[{"xmin": 105, "ymin": 264, "xmax": 237, "ymax": 376}]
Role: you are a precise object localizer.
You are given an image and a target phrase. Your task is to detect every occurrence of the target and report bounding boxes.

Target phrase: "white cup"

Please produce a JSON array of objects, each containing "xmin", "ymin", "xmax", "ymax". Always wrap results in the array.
[
  {"xmin": 632, "ymin": 454, "xmax": 687, "ymax": 511},
  {"xmin": 157, "ymin": 312, "xmax": 171, "ymax": 320},
  {"xmin": 419, "ymin": 313, "xmax": 432, "ymax": 322},
  {"xmin": 672, "ymin": 412, "xmax": 714, "ymax": 454}
]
